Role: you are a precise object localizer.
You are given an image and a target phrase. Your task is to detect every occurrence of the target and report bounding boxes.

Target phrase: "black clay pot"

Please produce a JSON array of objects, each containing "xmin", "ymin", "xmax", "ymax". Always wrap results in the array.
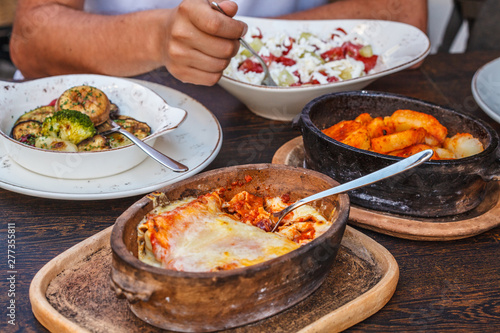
[{"xmin": 296, "ymin": 91, "xmax": 500, "ymax": 217}]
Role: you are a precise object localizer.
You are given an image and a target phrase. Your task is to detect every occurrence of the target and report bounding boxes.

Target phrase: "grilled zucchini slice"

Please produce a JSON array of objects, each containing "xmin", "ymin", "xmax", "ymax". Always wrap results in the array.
[
  {"xmin": 77, "ymin": 134, "xmax": 111, "ymax": 151},
  {"xmin": 15, "ymin": 106, "xmax": 54, "ymax": 125}
]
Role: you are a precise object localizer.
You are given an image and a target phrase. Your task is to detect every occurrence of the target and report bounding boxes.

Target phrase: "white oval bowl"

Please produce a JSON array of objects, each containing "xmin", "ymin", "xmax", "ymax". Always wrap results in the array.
[
  {"xmin": 0, "ymin": 74, "xmax": 187, "ymax": 179},
  {"xmin": 219, "ymin": 17, "xmax": 430, "ymax": 121}
]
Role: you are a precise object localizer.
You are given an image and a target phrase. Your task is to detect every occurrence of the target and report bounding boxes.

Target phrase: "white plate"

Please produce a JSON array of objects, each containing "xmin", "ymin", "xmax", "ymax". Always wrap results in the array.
[
  {"xmin": 0, "ymin": 80, "xmax": 222, "ymax": 200},
  {"xmin": 472, "ymin": 56, "xmax": 500, "ymax": 124},
  {"xmin": 219, "ymin": 18, "xmax": 431, "ymax": 121}
]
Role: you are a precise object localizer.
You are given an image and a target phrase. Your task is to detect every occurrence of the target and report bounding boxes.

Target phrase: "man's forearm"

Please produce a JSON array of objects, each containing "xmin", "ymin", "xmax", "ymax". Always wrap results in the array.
[
  {"xmin": 280, "ymin": 0, "xmax": 427, "ymax": 33},
  {"xmin": 10, "ymin": 2, "xmax": 168, "ymax": 78}
]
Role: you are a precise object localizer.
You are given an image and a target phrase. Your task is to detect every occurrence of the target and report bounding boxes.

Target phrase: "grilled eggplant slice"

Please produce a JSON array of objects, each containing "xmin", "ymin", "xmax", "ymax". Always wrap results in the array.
[
  {"xmin": 15, "ymin": 106, "xmax": 54, "ymax": 125},
  {"xmin": 96, "ymin": 120, "xmax": 113, "ymax": 134},
  {"xmin": 112, "ymin": 115, "xmax": 151, "ymax": 140},
  {"xmin": 109, "ymin": 102, "xmax": 119, "ymax": 118},
  {"xmin": 11, "ymin": 120, "xmax": 43, "ymax": 140},
  {"xmin": 106, "ymin": 115, "xmax": 152, "ymax": 148}
]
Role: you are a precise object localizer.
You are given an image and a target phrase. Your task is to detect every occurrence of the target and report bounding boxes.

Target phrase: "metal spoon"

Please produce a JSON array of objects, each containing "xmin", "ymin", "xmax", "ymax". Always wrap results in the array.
[
  {"xmin": 270, "ymin": 149, "xmax": 434, "ymax": 232},
  {"xmin": 210, "ymin": 1, "xmax": 278, "ymax": 87},
  {"xmin": 100, "ymin": 120, "xmax": 189, "ymax": 172}
]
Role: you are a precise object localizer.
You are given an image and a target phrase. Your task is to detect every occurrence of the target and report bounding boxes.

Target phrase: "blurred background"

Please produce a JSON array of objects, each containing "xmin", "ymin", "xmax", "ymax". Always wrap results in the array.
[
  {"xmin": 0, "ymin": 0, "xmax": 491, "ymax": 80},
  {"xmin": 0, "ymin": 0, "xmax": 16, "ymax": 79}
]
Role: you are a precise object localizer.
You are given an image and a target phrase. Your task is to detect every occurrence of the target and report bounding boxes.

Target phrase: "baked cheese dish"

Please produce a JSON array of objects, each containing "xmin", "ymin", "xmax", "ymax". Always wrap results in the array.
[{"xmin": 138, "ymin": 190, "xmax": 331, "ymax": 272}]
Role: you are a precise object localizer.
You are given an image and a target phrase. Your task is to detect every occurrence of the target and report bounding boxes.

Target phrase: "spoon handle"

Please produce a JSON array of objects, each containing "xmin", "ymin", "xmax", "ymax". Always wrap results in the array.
[
  {"xmin": 116, "ymin": 128, "xmax": 189, "ymax": 172},
  {"xmin": 209, "ymin": 1, "xmax": 278, "ymax": 86},
  {"xmin": 271, "ymin": 149, "xmax": 433, "ymax": 232}
]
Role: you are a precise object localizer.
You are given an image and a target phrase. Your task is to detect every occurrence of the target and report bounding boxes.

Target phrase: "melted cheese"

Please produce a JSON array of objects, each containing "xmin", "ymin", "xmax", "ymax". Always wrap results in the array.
[{"xmin": 138, "ymin": 191, "xmax": 331, "ymax": 272}]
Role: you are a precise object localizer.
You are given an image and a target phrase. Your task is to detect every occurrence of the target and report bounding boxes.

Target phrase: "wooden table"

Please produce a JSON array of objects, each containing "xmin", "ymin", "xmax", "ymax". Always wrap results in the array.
[{"xmin": 1, "ymin": 51, "xmax": 499, "ymax": 332}]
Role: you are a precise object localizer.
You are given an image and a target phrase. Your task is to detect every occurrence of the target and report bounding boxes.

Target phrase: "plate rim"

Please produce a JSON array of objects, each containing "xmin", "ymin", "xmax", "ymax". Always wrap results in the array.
[{"xmin": 472, "ymin": 56, "xmax": 500, "ymax": 124}]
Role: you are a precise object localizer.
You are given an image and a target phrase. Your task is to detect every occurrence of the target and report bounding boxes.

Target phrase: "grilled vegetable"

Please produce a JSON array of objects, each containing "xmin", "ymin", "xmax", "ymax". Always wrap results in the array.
[
  {"xmin": 77, "ymin": 134, "xmax": 110, "ymax": 151},
  {"xmin": 107, "ymin": 132, "xmax": 129, "ymax": 148},
  {"xmin": 35, "ymin": 136, "xmax": 78, "ymax": 152},
  {"xmin": 105, "ymin": 116, "xmax": 151, "ymax": 148},
  {"xmin": 15, "ymin": 106, "xmax": 54, "ymax": 125},
  {"xmin": 112, "ymin": 115, "xmax": 151, "ymax": 140},
  {"xmin": 11, "ymin": 120, "xmax": 42, "ymax": 141},
  {"xmin": 41, "ymin": 110, "xmax": 96, "ymax": 145},
  {"xmin": 109, "ymin": 102, "xmax": 119, "ymax": 118},
  {"xmin": 55, "ymin": 85, "xmax": 110, "ymax": 126}
]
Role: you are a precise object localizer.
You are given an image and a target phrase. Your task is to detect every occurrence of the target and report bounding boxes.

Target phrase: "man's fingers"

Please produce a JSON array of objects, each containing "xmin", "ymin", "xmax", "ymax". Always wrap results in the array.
[
  {"xmin": 186, "ymin": 1, "xmax": 246, "ymax": 40},
  {"xmin": 216, "ymin": 0, "xmax": 238, "ymax": 17},
  {"xmin": 167, "ymin": 58, "xmax": 226, "ymax": 86}
]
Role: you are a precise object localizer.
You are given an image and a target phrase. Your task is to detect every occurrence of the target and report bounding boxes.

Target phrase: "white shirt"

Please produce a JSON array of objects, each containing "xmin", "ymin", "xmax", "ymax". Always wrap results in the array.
[{"xmin": 83, "ymin": 0, "xmax": 329, "ymax": 17}]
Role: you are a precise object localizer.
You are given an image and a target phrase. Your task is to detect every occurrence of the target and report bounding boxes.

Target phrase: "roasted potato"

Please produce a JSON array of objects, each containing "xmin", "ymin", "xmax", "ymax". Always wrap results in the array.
[
  {"xmin": 388, "ymin": 144, "xmax": 454, "ymax": 160},
  {"xmin": 322, "ymin": 120, "xmax": 364, "ymax": 142},
  {"xmin": 389, "ymin": 143, "xmax": 434, "ymax": 158},
  {"xmin": 354, "ymin": 113, "xmax": 373, "ymax": 125},
  {"xmin": 366, "ymin": 116, "xmax": 395, "ymax": 138},
  {"xmin": 386, "ymin": 109, "xmax": 448, "ymax": 143},
  {"xmin": 322, "ymin": 109, "xmax": 483, "ymax": 159},
  {"xmin": 371, "ymin": 128, "xmax": 426, "ymax": 154},
  {"xmin": 444, "ymin": 133, "xmax": 484, "ymax": 158},
  {"xmin": 433, "ymin": 147, "xmax": 456, "ymax": 160},
  {"xmin": 341, "ymin": 127, "xmax": 371, "ymax": 150}
]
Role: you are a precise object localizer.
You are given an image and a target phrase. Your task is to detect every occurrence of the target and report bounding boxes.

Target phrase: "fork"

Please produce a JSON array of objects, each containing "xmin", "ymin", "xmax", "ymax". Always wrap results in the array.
[
  {"xmin": 210, "ymin": 1, "xmax": 278, "ymax": 87},
  {"xmin": 100, "ymin": 120, "xmax": 189, "ymax": 172}
]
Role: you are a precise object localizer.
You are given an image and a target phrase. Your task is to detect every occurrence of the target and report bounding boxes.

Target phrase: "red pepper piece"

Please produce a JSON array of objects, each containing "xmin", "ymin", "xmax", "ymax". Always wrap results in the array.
[
  {"xmin": 358, "ymin": 55, "xmax": 378, "ymax": 72},
  {"xmin": 276, "ymin": 56, "xmax": 296, "ymax": 66},
  {"xmin": 343, "ymin": 42, "xmax": 363, "ymax": 58},
  {"xmin": 238, "ymin": 59, "xmax": 263, "ymax": 73},
  {"xmin": 320, "ymin": 46, "xmax": 344, "ymax": 62}
]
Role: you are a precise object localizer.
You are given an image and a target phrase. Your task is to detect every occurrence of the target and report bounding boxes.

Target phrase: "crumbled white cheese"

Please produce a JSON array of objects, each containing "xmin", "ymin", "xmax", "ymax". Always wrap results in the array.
[{"xmin": 224, "ymin": 27, "xmax": 376, "ymax": 86}]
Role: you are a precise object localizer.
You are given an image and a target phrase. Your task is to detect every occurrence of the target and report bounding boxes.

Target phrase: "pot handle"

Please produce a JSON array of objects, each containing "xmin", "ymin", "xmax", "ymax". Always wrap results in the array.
[
  {"xmin": 291, "ymin": 113, "xmax": 303, "ymax": 131},
  {"xmin": 109, "ymin": 269, "xmax": 155, "ymax": 304},
  {"xmin": 480, "ymin": 150, "xmax": 500, "ymax": 182}
]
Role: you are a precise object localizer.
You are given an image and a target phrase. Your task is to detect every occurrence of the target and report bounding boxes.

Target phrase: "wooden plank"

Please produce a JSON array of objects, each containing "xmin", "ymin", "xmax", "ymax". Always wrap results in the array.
[{"xmin": 29, "ymin": 226, "xmax": 398, "ymax": 333}]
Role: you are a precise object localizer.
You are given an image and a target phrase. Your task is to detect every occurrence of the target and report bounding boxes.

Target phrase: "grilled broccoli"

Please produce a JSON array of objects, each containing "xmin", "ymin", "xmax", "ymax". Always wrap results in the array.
[{"xmin": 41, "ymin": 110, "xmax": 97, "ymax": 145}]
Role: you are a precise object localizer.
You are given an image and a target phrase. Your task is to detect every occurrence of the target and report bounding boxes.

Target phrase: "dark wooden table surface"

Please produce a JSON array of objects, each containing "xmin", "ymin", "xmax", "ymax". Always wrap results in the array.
[{"xmin": 1, "ymin": 51, "xmax": 499, "ymax": 332}]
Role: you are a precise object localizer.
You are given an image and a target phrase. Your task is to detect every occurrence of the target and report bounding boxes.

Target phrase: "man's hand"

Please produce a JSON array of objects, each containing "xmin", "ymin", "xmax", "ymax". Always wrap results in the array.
[{"xmin": 162, "ymin": 0, "xmax": 247, "ymax": 85}]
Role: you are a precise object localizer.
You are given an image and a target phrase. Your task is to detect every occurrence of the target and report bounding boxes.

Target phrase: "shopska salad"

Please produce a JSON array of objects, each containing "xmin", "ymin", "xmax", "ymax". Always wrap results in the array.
[{"xmin": 223, "ymin": 26, "xmax": 379, "ymax": 87}]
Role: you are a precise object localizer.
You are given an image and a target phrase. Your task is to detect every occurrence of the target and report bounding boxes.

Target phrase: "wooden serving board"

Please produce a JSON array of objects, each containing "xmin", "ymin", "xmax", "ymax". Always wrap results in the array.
[
  {"xmin": 273, "ymin": 137, "xmax": 500, "ymax": 241},
  {"xmin": 30, "ymin": 225, "xmax": 398, "ymax": 333}
]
